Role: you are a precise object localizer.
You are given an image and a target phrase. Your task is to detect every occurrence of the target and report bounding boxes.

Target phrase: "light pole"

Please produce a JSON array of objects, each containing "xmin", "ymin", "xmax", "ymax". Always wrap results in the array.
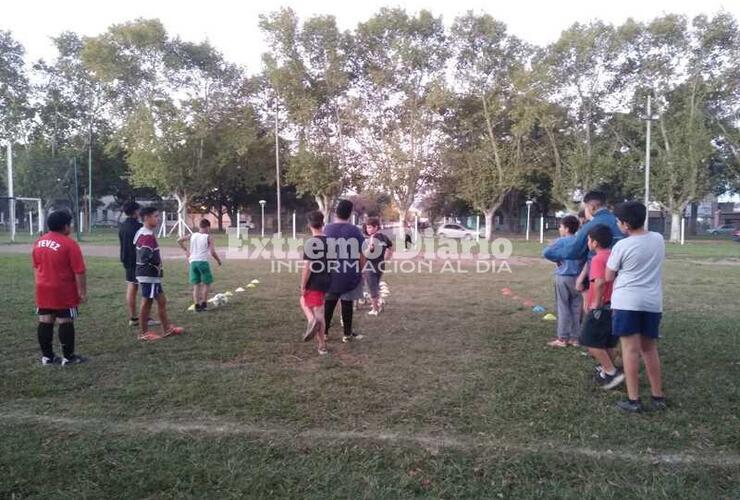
[
  {"xmin": 259, "ymin": 199, "xmax": 266, "ymax": 238},
  {"xmin": 643, "ymin": 95, "xmax": 658, "ymax": 228},
  {"xmin": 525, "ymin": 200, "xmax": 534, "ymax": 241},
  {"xmin": 5, "ymin": 141, "xmax": 15, "ymax": 243},
  {"xmin": 274, "ymin": 96, "xmax": 282, "ymax": 236}
]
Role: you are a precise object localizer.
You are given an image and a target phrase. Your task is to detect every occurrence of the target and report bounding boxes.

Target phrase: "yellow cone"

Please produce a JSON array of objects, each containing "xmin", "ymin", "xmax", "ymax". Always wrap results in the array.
[{"xmin": 543, "ymin": 313, "xmax": 557, "ymax": 321}]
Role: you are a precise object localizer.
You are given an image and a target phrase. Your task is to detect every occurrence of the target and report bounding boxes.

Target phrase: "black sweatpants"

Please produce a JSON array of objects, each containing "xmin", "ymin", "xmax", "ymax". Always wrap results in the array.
[{"xmin": 324, "ymin": 296, "xmax": 353, "ymax": 338}]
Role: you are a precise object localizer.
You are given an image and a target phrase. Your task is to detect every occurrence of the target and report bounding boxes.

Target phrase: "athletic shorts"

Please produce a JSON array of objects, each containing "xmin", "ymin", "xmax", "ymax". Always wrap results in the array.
[
  {"xmin": 364, "ymin": 271, "xmax": 382, "ymax": 298},
  {"xmin": 612, "ymin": 309, "xmax": 662, "ymax": 339},
  {"xmin": 124, "ymin": 266, "xmax": 137, "ymax": 284},
  {"xmin": 580, "ymin": 306, "xmax": 618, "ymax": 349},
  {"xmin": 303, "ymin": 289, "xmax": 325, "ymax": 308},
  {"xmin": 36, "ymin": 307, "xmax": 79, "ymax": 319},
  {"xmin": 140, "ymin": 282, "xmax": 164, "ymax": 299},
  {"xmin": 189, "ymin": 261, "xmax": 213, "ymax": 285}
]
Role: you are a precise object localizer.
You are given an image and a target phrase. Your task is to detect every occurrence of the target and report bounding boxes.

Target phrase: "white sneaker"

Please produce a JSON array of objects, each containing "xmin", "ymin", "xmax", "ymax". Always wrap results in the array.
[{"xmin": 367, "ymin": 309, "xmax": 379, "ymax": 316}]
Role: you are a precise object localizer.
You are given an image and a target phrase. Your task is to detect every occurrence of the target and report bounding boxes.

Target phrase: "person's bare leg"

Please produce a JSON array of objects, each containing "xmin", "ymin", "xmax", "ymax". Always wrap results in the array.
[
  {"xmin": 192, "ymin": 285, "xmax": 199, "ymax": 307},
  {"xmin": 371, "ymin": 296, "xmax": 380, "ymax": 312},
  {"xmin": 127, "ymin": 283, "xmax": 139, "ymax": 319},
  {"xmin": 313, "ymin": 305, "xmax": 326, "ymax": 352},
  {"xmin": 139, "ymin": 299, "xmax": 153, "ymax": 336},
  {"xmin": 203, "ymin": 283, "xmax": 211, "ymax": 304},
  {"xmin": 640, "ymin": 337, "xmax": 663, "ymax": 398},
  {"xmin": 300, "ymin": 296, "xmax": 314, "ymax": 322},
  {"xmin": 620, "ymin": 336, "xmax": 642, "ymax": 400},
  {"xmin": 588, "ymin": 347, "xmax": 616, "ymax": 373},
  {"xmin": 155, "ymin": 293, "xmax": 170, "ymax": 332}
]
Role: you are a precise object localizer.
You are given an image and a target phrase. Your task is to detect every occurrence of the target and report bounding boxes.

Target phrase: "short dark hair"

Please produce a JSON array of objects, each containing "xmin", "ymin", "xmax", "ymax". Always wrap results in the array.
[
  {"xmin": 199, "ymin": 218, "xmax": 211, "ymax": 228},
  {"xmin": 560, "ymin": 215, "xmax": 580, "ymax": 235},
  {"xmin": 366, "ymin": 217, "xmax": 380, "ymax": 229},
  {"xmin": 587, "ymin": 224, "xmax": 613, "ymax": 249},
  {"xmin": 583, "ymin": 191, "xmax": 607, "ymax": 206},
  {"xmin": 335, "ymin": 199, "xmax": 353, "ymax": 220},
  {"xmin": 139, "ymin": 206, "xmax": 159, "ymax": 219},
  {"xmin": 47, "ymin": 210, "xmax": 73, "ymax": 232},
  {"xmin": 123, "ymin": 201, "xmax": 141, "ymax": 217},
  {"xmin": 307, "ymin": 210, "xmax": 324, "ymax": 229},
  {"xmin": 614, "ymin": 201, "xmax": 646, "ymax": 230}
]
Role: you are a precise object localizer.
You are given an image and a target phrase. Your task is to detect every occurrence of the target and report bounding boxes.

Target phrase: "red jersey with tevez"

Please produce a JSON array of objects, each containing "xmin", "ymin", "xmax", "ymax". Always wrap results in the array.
[
  {"xmin": 32, "ymin": 231, "xmax": 86, "ymax": 309},
  {"xmin": 587, "ymin": 248, "xmax": 613, "ymax": 308}
]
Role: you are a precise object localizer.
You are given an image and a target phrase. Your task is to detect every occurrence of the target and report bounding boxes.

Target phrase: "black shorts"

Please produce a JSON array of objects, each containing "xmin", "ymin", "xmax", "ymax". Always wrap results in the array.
[
  {"xmin": 580, "ymin": 306, "xmax": 618, "ymax": 349},
  {"xmin": 124, "ymin": 266, "xmax": 137, "ymax": 284},
  {"xmin": 140, "ymin": 282, "xmax": 164, "ymax": 299},
  {"xmin": 36, "ymin": 307, "xmax": 79, "ymax": 319}
]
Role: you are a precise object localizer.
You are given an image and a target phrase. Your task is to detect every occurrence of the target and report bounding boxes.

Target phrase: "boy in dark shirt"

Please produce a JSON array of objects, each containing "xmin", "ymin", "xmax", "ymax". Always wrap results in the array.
[
  {"xmin": 363, "ymin": 217, "xmax": 393, "ymax": 316},
  {"xmin": 300, "ymin": 211, "xmax": 330, "ymax": 354},
  {"xmin": 118, "ymin": 201, "xmax": 143, "ymax": 325}
]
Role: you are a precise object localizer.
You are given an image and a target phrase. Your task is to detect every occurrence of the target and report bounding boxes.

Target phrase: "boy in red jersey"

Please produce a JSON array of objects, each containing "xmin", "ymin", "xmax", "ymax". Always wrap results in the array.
[
  {"xmin": 579, "ymin": 224, "xmax": 624, "ymax": 390},
  {"xmin": 32, "ymin": 210, "xmax": 87, "ymax": 366}
]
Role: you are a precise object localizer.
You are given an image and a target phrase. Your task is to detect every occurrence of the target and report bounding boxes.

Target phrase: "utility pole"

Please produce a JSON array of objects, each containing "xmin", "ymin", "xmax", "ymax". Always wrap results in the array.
[
  {"xmin": 644, "ymin": 95, "xmax": 652, "ymax": 228},
  {"xmin": 73, "ymin": 157, "xmax": 81, "ymax": 242},
  {"xmin": 6, "ymin": 141, "xmax": 15, "ymax": 242},
  {"xmin": 88, "ymin": 126, "xmax": 93, "ymax": 233},
  {"xmin": 275, "ymin": 95, "xmax": 282, "ymax": 236}
]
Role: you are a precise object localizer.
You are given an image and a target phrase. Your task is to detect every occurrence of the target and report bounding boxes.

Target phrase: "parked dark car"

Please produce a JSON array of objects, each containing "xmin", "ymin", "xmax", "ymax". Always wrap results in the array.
[{"xmin": 733, "ymin": 228, "xmax": 740, "ymax": 242}]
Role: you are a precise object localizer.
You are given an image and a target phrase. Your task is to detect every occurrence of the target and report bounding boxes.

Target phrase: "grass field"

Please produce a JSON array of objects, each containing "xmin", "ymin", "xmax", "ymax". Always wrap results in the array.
[{"xmin": 1, "ymin": 243, "xmax": 739, "ymax": 498}]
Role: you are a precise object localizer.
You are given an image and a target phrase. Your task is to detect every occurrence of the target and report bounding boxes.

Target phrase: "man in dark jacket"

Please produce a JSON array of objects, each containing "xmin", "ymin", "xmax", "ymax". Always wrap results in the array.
[{"xmin": 119, "ymin": 201, "xmax": 145, "ymax": 326}]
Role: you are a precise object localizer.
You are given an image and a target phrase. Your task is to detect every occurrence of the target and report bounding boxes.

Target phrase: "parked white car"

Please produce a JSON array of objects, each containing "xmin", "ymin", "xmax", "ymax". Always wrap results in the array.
[{"xmin": 436, "ymin": 223, "xmax": 478, "ymax": 240}]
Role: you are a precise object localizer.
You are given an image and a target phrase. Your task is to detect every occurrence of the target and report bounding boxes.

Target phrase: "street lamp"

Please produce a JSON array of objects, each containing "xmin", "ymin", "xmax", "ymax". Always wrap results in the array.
[
  {"xmin": 642, "ymin": 95, "xmax": 659, "ymax": 228},
  {"xmin": 525, "ymin": 200, "xmax": 534, "ymax": 241},
  {"xmin": 259, "ymin": 200, "xmax": 266, "ymax": 237}
]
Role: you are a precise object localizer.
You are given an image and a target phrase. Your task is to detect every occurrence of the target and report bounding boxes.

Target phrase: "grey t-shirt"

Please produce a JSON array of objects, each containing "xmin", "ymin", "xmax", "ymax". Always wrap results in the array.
[{"xmin": 606, "ymin": 232, "xmax": 665, "ymax": 312}]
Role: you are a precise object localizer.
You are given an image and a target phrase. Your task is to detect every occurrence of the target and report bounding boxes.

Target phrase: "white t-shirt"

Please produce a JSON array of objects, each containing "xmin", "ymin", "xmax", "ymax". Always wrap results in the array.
[
  {"xmin": 606, "ymin": 231, "xmax": 665, "ymax": 312},
  {"xmin": 189, "ymin": 232, "xmax": 211, "ymax": 263}
]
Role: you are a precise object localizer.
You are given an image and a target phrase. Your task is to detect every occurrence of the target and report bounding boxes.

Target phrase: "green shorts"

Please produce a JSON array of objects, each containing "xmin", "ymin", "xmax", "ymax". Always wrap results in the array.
[{"xmin": 189, "ymin": 261, "xmax": 213, "ymax": 285}]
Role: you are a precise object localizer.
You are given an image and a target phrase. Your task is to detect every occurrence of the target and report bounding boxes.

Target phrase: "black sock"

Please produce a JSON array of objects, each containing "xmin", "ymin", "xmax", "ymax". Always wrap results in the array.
[
  {"xmin": 628, "ymin": 398, "xmax": 641, "ymax": 404},
  {"xmin": 652, "ymin": 395, "xmax": 665, "ymax": 401},
  {"xmin": 58, "ymin": 322, "xmax": 76, "ymax": 359},
  {"xmin": 37, "ymin": 322, "xmax": 55, "ymax": 359},
  {"xmin": 340, "ymin": 300, "xmax": 353, "ymax": 337},
  {"xmin": 324, "ymin": 297, "xmax": 339, "ymax": 336}
]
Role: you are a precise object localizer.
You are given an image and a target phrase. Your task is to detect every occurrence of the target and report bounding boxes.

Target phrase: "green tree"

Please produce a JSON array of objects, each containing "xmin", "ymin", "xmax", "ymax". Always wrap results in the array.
[
  {"xmin": 354, "ymin": 8, "xmax": 449, "ymax": 222},
  {"xmin": 259, "ymin": 8, "xmax": 356, "ymax": 216}
]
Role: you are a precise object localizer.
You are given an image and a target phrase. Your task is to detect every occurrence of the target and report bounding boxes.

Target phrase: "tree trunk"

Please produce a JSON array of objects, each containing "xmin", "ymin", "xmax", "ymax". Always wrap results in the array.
[
  {"xmin": 483, "ymin": 208, "xmax": 495, "ymax": 241},
  {"xmin": 217, "ymin": 210, "xmax": 224, "ymax": 232},
  {"xmin": 669, "ymin": 210, "xmax": 682, "ymax": 243},
  {"xmin": 174, "ymin": 191, "xmax": 189, "ymax": 238},
  {"xmin": 689, "ymin": 202, "xmax": 698, "ymax": 236}
]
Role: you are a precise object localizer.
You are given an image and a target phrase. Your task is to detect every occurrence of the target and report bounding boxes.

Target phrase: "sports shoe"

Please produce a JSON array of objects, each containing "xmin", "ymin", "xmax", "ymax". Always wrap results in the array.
[
  {"xmin": 194, "ymin": 303, "xmax": 203, "ymax": 312},
  {"xmin": 595, "ymin": 369, "xmax": 625, "ymax": 390},
  {"xmin": 318, "ymin": 348, "xmax": 329, "ymax": 355},
  {"xmin": 303, "ymin": 317, "xmax": 319, "ymax": 342},
  {"xmin": 568, "ymin": 339, "xmax": 580, "ymax": 347},
  {"xmin": 367, "ymin": 309, "xmax": 379, "ymax": 316},
  {"xmin": 342, "ymin": 335, "xmax": 351, "ymax": 343},
  {"xmin": 129, "ymin": 318, "xmax": 161, "ymax": 326},
  {"xmin": 616, "ymin": 399, "xmax": 643, "ymax": 413},
  {"xmin": 650, "ymin": 397, "xmax": 667, "ymax": 411},
  {"xmin": 41, "ymin": 355, "xmax": 61, "ymax": 366},
  {"xmin": 352, "ymin": 333, "xmax": 364, "ymax": 340},
  {"xmin": 61, "ymin": 355, "xmax": 88, "ymax": 366},
  {"xmin": 163, "ymin": 326, "xmax": 184, "ymax": 338},
  {"xmin": 547, "ymin": 339, "xmax": 568, "ymax": 348}
]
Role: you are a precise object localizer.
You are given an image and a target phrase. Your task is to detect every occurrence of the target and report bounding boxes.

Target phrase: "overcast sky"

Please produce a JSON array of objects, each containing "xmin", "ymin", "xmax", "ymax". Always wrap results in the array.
[{"xmin": 3, "ymin": 0, "xmax": 740, "ymax": 72}]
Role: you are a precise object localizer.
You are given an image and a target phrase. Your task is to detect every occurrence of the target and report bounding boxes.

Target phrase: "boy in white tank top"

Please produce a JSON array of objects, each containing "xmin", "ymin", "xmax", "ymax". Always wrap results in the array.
[{"xmin": 178, "ymin": 219, "xmax": 222, "ymax": 311}]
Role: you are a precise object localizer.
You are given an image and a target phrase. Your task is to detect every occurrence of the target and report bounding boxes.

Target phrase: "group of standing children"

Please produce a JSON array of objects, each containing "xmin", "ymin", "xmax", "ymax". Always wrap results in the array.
[{"xmin": 543, "ymin": 192, "xmax": 667, "ymax": 413}]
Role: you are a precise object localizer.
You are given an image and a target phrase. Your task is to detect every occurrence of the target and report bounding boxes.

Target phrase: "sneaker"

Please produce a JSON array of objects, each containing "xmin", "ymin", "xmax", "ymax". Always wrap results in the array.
[
  {"xmin": 351, "ymin": 333, "xmax": 364, "ymax": 340},
  {"xmin": 616, "ymin": 399, "xmax": 643, "ymax": 413},
  {"xmin": 61, "ymin": 355, "xmax": 88, "ymax": 366},
  {"xmin": 318, "ymin": 348, "xmax": 329, "ymax": 355},
  {"xmin": 342, "ymin": 335, "xmax": 351, "ymax": 343},
  {"xmin": 547, "ymin": 339, "xmax": 568, "ymax": 348},
  {"xmin": 194, "ymin": 303, "xmax": 203, "ymax": 313},
  {"xmin": 200, "ymin": 302, "xmax": 208, "ymax": 311},
  {"xmin": 367, "ymin": 309, "xmax": 379, "ymax": 316},
  {"xmin": 595, "ymin": 369, "xmax": 625, "ymax": 390},
  {"xmin": 303, "ymin": 317, "xmax": 319, "ymax": 342},
  {"xmin": 650, "ymin": 397, "xmax": 668, "ymax": 411},
  {"xmin": 129, "ymin": 318, "xmax": 139, "ymax": 327},
  {"xmin": 568, "ymin": 339, "xmax": 580, "ymax": 347},
  {"xmin": 41, "ymin": 355, "xmax": 61, "ymax": 366}
]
